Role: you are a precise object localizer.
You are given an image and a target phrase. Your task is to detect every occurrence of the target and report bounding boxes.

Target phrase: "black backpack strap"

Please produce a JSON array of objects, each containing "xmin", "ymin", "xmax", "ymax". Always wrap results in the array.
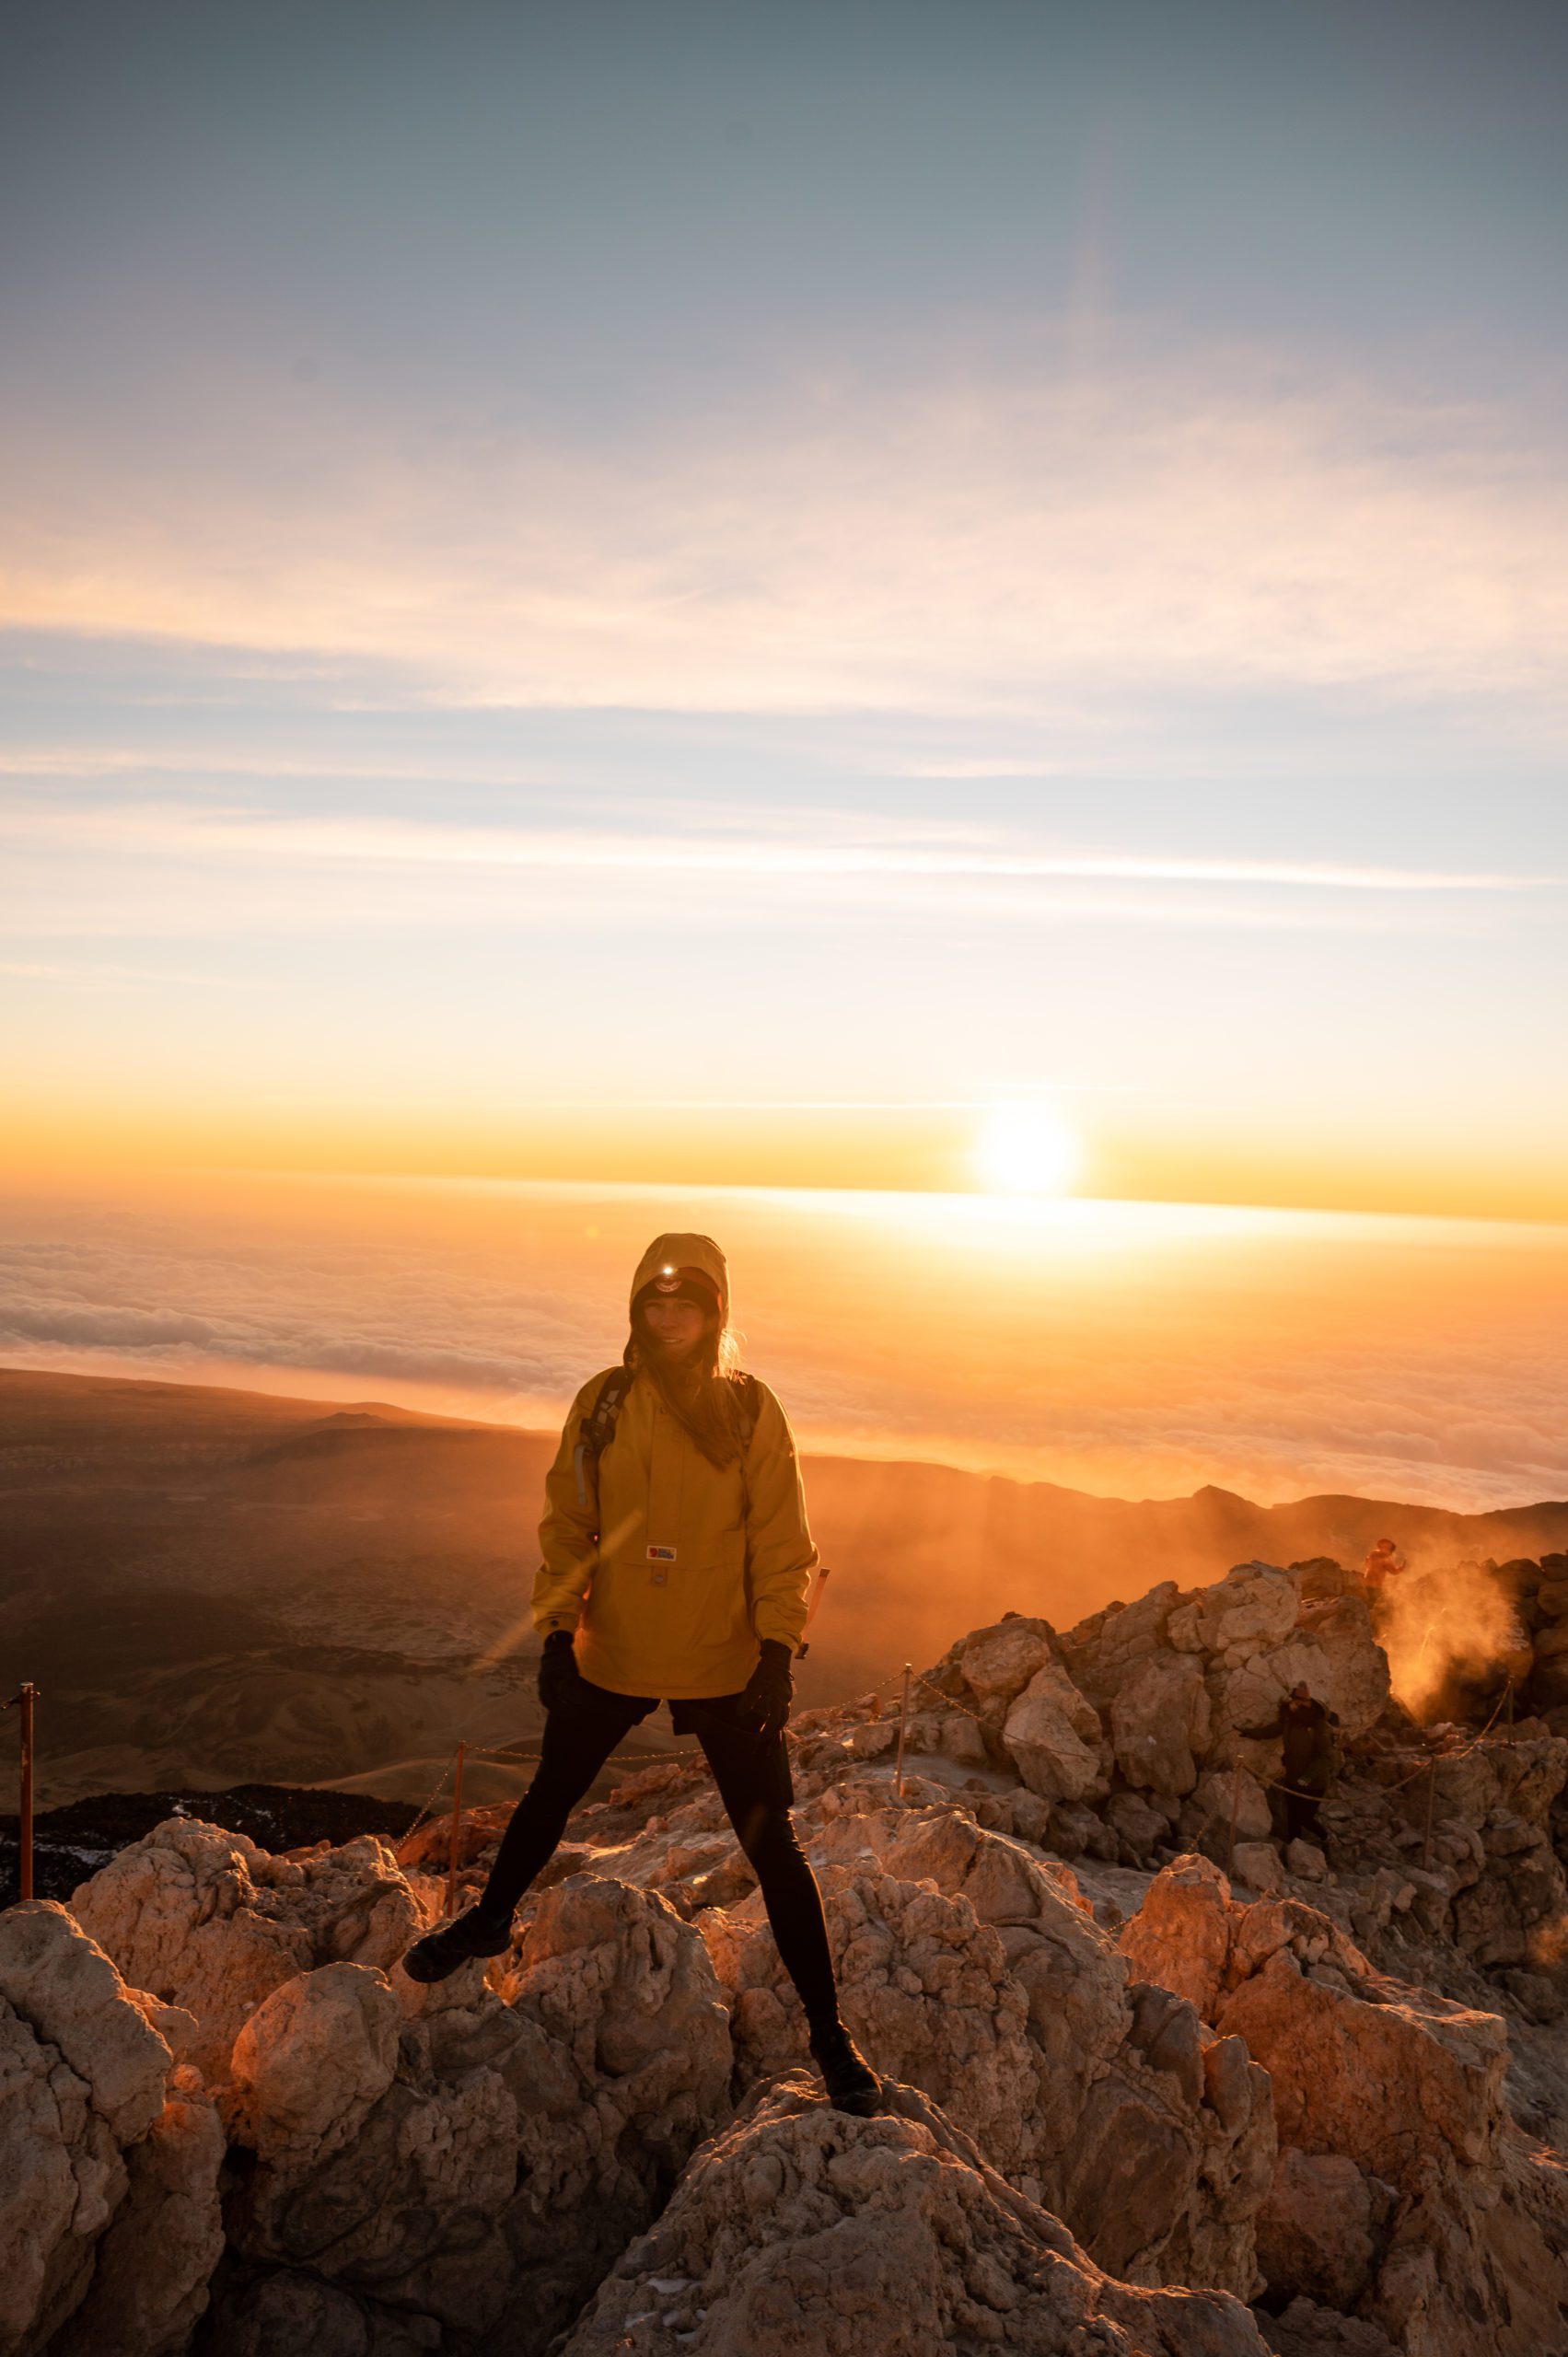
[
  {"xmin": 572, "ymin": 1367, "xmax": 633, "ymax": 1509},
  {"xmin": 574, "ymin": 1367, "xmax": 761, "ymax": 1508}
]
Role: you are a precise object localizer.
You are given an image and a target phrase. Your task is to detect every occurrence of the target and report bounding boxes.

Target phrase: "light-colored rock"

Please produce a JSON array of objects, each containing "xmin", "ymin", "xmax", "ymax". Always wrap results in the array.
[
  {"xmin": 707, "ymin": 1827, "xmax": 1272, "ymax": 2299},
  {"xmin": 0, "ymin": 1901, "xmax": 172, "ymax": 2145},
  {"xmin": 1220, "ymin": 1946, "xmax": 1506, "ymax": 2185},
  {"xmin": 34, "ymin": 1557, "xmax": 1568, "ymax": 2357},
  {"xmin": 1190, "ymin": 1765, "xmax": 1274, "ymax": 1848},
  {"xmin": 1103, "ymin": 1788, "xmax": 1172, "ymax": 1861},
  {"xmin": 225, "ymin": 1875, "xmax": 733, "ymax": 2351},
  {"xmin": 71, "ymin": 1818, "xmax": 424, "ymax": 2082},
  {"xmin": 807, "ymin": 1806, "xmax": 1136, "ymax": 2165},
  {"xmin": 556, "ymin": 2077, "xmax": 1272, "ymax": 2357},
  {"xmin": 51, "ymin": 2072, "xmax": 226, "ymax": 2357},
  {"xmin": 937, "ymin": 1710, "xmax": 990, "ymax": 1767},
  {"xmin": 0, "ymin": 1991, "xmax": 125, "ymax": 2357},
  {"xmin": 0, "ymin": 1905, "xmax": 211, "ymax": 2357},
  {"xmin": 500, "ymin": 1875, "xmax": 732, "ymax": 2140},
  {"xmin": 957, "ymin": 1615, "xmax": 1058, "ymax": 1707},
  {"xmin": 1121, "ymin": 1858, "xmax": 1568, "ymax": 2353},
  {"xmin": 1062, "ymin": 1581, "xmax": 1182, "ymax": 1708},
  {"xmin": 497, "ymin": 1874, "xmax": 738, "ymax": 2337},
  {"xmin": 1120, "ymin": 1854, "xmax": 1236, "ymax": 2022},
  {"xmin": 1002, "ymin": 1660, "xmax": 1105, "ymax": 1803},
  {"xmin": 1232, "ymin": 1841, "xmax": 1285, "ymax": 1895},
  {"xmin": 705, "ymin": 1863, "xmax": 1042, "ymax": 2178},
  {"xmin": 1294, "ymin": 1591, "xmax": 1391, "ymax": 1737},
  {"xmin": 229, "ymin": 1962, "xmax": 401, "ymax": 2168},
  {"xmin": 1111, "ymin": 1650, "xmax": 1213, "ymax": 1795},
  {"xmin": 1168, "ymin": 1565, "xmax": 1300, "ymax": 1660}
]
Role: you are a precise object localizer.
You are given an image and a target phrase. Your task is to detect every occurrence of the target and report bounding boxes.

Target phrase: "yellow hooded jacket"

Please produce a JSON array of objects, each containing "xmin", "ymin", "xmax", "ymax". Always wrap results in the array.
[{"xmin": 531, "ymin": 1234, "xmax": 819, "ymax": 1699}]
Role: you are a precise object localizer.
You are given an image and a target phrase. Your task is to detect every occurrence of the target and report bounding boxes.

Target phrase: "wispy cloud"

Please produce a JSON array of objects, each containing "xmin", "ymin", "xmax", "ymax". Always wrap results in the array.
[
  {"xmin": 0, "ymin": 955, "xmax": 259, "ymax": 988},
  {"xmin": 0, "ymin": 798, "xmax": 1549, "ymax": 896},
  {"xmin": 4, "ymin": 357, "xmax": 1565, "ymax": 720}
]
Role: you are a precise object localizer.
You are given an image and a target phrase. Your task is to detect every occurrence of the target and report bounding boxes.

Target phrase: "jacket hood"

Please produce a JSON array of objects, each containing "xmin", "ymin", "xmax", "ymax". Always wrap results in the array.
[{"xmin": 630, "ymin": 1232, "xmax": 729, "ymax": 1318}]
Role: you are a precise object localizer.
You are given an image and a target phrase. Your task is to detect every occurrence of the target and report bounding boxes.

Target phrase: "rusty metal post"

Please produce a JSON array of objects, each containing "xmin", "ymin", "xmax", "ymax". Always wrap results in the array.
[
  {"xmin": 1422, "ymin": 1759, "xmax": 1437, "ymax": 1873},
  {"xmin": 894, "ymin": 1664, "xmax": 912, "ymax": 1799},
  {"xmin": 1226, "ymin": 1762, "xmax": 1240, "ymax": 1880},
  {"xmin": 445, "ymin": 1741, "xmax": 466, "ymax": 1919},
  {"xmin": 19, "ymin": 1684, "xmax": 38, "ymax": 1903}
]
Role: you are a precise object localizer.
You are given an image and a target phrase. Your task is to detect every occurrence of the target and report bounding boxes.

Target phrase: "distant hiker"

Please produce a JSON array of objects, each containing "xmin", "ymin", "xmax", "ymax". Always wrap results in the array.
[
  {"xmin": 1361, "ymin": 1537, "xmax": 1406, "ymax": 1596},
  {"xmin": 402, "ymin": 1231, "xmax": 881, "ymax": 2117},
  {"xmin": 1240, "ymin": 1682, "xmax": 1341, "ymax": 1846}
]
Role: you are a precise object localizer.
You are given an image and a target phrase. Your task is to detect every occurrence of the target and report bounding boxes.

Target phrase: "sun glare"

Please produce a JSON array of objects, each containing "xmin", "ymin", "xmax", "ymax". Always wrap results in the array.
[{"xmin": 975, "ymin": 1103, "xmax": 1081, "ymax": 1197}]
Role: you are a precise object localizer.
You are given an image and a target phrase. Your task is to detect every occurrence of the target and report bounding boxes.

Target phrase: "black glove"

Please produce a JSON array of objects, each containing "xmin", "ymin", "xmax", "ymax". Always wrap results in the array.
[
  {"xmin": 538, "ymin": 1630, "xmax": 582, "ymax": 1713},
  {"xmin": 738, "ymin": 1638, "xmax": 795, "ymax": 1743}
]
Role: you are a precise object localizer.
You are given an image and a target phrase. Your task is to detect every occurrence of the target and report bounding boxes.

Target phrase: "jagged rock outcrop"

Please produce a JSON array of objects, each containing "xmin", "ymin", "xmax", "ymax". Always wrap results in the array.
[
  {"xmin": 211, "ymin": 1874, "xmax": 734, "ymax": 2354},
  {"xmin": 557, "ymin": 2076, "xmax": 1272, "ymax": 2357},
  {"xmin": 1121, "ymin": 1853, "xmax": 1568, "ymax": 2357},
  {"xmin": 0, "ymin": 1902, "xmax": 222, "ymax": 2357},
  {"xmin": 71, "ymin": 1818, "xmax": 424, "ymax": 2080},
  {"xmin": 700, "ymin": 1805, "xmax": 1273, "ymax": 2297},
  {"xmin": 9, "ymin": 1548, "xmax": 1568, "ymax": 2355},
  {"xmin": 50, "ymin": 2076, "xmax": 226, "ymax": 2357}
]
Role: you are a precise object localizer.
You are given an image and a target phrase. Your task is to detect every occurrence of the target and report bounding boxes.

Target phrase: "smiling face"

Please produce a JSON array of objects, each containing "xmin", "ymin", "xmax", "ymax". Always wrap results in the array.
[{"xmin": 641, "ymin": 1294, "xmax": 708, "ymax": 1357}]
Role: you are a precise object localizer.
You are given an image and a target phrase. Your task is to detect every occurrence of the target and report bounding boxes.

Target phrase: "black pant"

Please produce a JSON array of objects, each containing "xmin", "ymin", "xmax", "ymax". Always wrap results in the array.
[
  {"xmin": 1281, "ymin": 1783, "xmax": 1325, "ymax": 1844},
  {"xmin": 481, "ymin": 1678, "xmax": 841, "ymax": 2035}
]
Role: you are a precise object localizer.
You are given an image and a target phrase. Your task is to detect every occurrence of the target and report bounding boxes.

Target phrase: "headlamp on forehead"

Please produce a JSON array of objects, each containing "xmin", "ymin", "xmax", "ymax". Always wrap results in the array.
[{"xmin": 644, "ymin": 1264, "xmax": 720, "ymax": 1310}]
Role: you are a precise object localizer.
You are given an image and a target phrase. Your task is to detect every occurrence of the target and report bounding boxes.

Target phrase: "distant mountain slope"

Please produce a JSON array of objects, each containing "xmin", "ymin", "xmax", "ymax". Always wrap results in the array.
[{"xmin": 3, "ymin": 1363, "xmax": 1564, "ymax": 1802}]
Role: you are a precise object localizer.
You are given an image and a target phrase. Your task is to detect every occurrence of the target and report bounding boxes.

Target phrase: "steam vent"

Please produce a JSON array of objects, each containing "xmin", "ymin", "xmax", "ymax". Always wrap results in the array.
[{"xmin": 6, "ymin": 1550, "xmax": 1568, "ymax": 2355}]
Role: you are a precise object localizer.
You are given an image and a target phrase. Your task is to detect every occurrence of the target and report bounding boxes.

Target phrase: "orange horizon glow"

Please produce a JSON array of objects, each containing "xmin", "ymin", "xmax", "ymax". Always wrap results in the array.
[
  {"xmin": 3, "ymin": 1092, "xmax": 1565, "ymax": 1226},
  {"xmin": 4, "ymin": 1163, "xmax": 1566, "ymax": 1519}
]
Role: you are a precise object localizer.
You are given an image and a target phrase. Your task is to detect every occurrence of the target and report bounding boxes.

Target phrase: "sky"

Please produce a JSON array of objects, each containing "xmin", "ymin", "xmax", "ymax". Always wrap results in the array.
[{"xmin": 3, "ymin": 0, "xmax": 1567, "ymax": 1223}]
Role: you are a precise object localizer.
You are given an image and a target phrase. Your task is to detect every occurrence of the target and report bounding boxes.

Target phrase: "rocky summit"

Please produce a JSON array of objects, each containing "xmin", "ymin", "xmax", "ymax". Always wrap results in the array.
[{"xmin": 6, "ymin": 1551, "xmax": 1568, "ymax": 2356}]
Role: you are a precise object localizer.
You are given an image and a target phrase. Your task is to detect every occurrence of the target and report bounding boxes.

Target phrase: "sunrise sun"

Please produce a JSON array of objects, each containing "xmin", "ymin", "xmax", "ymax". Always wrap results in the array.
[{"xmin": 975, "ymin": 1103, "xmax": 1082, "ymax": 1197}]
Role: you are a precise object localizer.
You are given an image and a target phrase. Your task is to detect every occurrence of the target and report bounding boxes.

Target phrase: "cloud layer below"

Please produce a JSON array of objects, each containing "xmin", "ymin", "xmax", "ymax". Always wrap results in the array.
[{"xmin": 3, "ymin": 1172, "xmax": 1564, "ymax": 1515}]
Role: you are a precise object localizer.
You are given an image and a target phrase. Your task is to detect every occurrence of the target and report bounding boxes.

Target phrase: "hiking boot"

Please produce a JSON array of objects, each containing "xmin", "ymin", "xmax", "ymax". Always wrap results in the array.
[
  {"xmin": 808, "ymin": 2020, "xmax": 882, "ymax": 2117},
  {"xmin": 401, "ymin": 1904, "xmax": 513, "ymax": 1985}
]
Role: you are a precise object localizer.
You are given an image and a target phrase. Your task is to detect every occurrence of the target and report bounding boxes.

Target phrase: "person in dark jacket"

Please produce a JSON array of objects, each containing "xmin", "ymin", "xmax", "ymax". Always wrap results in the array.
[{"xmin": 1241, "ymin": 1683, "xmax": 1340, "ymax": 1844}]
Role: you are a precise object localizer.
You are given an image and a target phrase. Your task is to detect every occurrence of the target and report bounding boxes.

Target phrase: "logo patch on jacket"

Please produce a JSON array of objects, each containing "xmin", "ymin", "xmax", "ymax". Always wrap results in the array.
[{"xmin": 646, "ymin": 1545, "xmax": 677, "ymax": 1562}]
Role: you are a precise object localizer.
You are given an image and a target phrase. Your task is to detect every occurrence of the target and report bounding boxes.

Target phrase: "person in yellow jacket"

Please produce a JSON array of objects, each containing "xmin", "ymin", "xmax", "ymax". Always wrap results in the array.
[{"xmin": 404, "ymin": 1231, "xmax": 881, "ymax": 2116}]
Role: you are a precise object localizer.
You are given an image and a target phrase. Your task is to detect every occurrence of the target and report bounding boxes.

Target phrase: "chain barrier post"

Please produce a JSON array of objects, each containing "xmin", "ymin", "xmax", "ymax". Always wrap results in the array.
[
  {"xmin": 19, "ymin": 1684, "xmax": 38, "ymax": 1903},
  {"xmin": 894, "ymin": 1664, "xmax": 912, "ymax": 1800},
  {"xmin": 1226, "ymin": 1761, "xmax": 1240, "ymax": 1880},
  {"xmin": 446, "ymin": 1742, "xmax": 466, "ymax": 1920}
]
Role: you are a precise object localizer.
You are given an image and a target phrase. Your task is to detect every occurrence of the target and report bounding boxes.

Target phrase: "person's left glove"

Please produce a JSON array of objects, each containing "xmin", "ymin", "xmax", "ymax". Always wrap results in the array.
[
  {"xmin": 538, "ymin": 1630, "xmax": 583, "ymax": 1714},
  {"xmin": 738, "ymin": 1638, "xmax": 795, "ymax": 1743}
]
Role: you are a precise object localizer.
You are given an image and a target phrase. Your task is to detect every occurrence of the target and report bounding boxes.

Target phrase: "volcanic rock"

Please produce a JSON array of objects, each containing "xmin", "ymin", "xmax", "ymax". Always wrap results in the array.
[
  {"xmin": 71, "ymin": 1817, "xmax": 423, "ymax": 2081},
  {"xmin": 556, "ymin": 2077, "xmax": 1272, "ymax": 2357},
  {"xmin": 0, "ymin": 1901, "xmax": 221, "ymax": 2357}
]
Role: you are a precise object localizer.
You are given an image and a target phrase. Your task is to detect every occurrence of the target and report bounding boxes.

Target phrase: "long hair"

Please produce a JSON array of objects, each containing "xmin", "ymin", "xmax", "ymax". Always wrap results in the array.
[{"xmin": 625, "ymin": 1306, "xmax": 751, "ymax": 1469}]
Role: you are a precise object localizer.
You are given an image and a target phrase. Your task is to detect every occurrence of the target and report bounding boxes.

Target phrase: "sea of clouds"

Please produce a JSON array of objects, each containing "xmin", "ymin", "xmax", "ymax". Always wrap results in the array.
[{"xmin": 2, "ymin": 1177, "xmax": 1565, "ymax": 1515}]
